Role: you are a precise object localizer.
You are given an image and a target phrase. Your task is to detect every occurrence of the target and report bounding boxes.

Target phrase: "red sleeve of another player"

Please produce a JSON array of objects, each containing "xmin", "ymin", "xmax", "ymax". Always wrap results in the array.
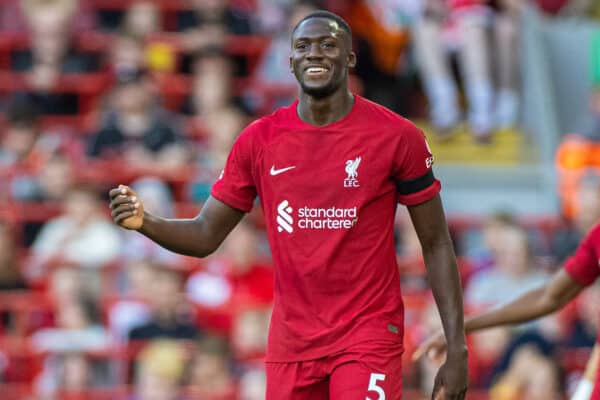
[
  {"xmin": 564, "ymin": 227, "xmax": 600, "ymax": 286},
  {"xmin": 393, "ymin": 121, "xmax": 441, "ymax": 206},
  {"xmin": 211, "ymin": 126, "xmax": 257, "ymax": 213}
]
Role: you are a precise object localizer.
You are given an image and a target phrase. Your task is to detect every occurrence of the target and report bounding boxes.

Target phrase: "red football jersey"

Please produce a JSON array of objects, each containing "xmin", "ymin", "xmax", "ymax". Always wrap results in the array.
[
  {"xmin": 212, "ymin": 95, "xmax": 440, "ymax": 361},
  {"xmin": 564, "ymin": 224, "xmax": 600, "ymax": 287},
  {"xmin": 563, "ymin": 223, "xmax": 600, "ymax": 399}
]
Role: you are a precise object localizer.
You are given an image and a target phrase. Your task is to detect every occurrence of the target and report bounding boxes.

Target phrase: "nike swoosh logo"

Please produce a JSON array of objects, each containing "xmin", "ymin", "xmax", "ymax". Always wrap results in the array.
[{"xmin": 270, "ymin": 165, "xmax": 296, "ymax": 176}]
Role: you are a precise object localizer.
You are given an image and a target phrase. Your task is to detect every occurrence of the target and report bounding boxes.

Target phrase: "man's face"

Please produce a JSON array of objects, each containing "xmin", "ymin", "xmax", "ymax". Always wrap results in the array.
[
  {"xmin": 115, "ymin": 81, "xmax": 148, "ymax": 113},
  {"xmin": 290, "ymin": 18, "xmax": 355, "ymax": 99},
  {"xmin": 3, "ymin": 125, "xmax": 37, "ymax": 159}
]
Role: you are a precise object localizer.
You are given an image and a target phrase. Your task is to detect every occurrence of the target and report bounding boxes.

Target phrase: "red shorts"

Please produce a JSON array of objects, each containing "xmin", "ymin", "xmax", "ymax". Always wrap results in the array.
[{"xmin": 265, "ymin": 341, "xmax": 403, "ymax": 400}]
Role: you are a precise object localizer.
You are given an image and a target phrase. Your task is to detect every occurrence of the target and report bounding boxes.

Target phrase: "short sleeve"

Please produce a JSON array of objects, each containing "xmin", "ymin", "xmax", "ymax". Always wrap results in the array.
[
  {"xmin": 564, "ymin": 230, "xmax": 600, "ymax": 286},
  {"xmin": 393, "ymin": 121, "xmax": 441, "ymax": 206},
  {"xmin": 211, "ymin": 127, "xmax": 257, "ymax": 213}
]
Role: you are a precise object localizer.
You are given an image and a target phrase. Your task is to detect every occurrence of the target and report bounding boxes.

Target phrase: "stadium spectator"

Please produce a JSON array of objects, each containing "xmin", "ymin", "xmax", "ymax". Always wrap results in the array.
[
  {"xmin": 29, "ymin": 152, "xmax": 76, "ymax": 202},
  {"xmin": 239, "ymin": 367, "xmax": 267, "ymax": 400},
  {"xmin": 186, "ymin": 220, "xmax": 273, "ymax": 334},
  {"xmin": 122, "ymin": 1, "xmax": 162, "ymax": 40},
  {"xmin": 13, "ymin": 22, "xmax": 98, "ymax": 74},
  {"xmin": 412, "ymin": 0, "xmax": 495, "ymax": 141},
  {"xmin": 245, "ymin": 1, "xmax": 316, "ymax": 114},
  {"xmin": 107, "ymin": 259, "xmax": 154, "ymax": 342},
  {"xmin": 175, "ymin": 0, "xmax": 253, "ymax": 75},
  {"xmin": 12, "ymin": 0, "xmax": 98, "ymax": 115},
  {"xmin": 0, "ymin": 97, "xmax": 41, "ymax": 168},
  {"xmin": 87, "ymin": 68, "xmax": 190, "ymax": 171},
  {"xmin": 346, "ymin": 0, "xmax": 413, "ymax": 114},
  {"xmin": 133, "ymin": 340, "xmax": 187, "ymax": 400},
  {"xmin": 30, "ymin": 293, "xmax": 110, "ymax": 399},
  {"xmin": 129, "ymin": 267, "xmax": 200, "ymax": 342},
  {"xmin": 465, "ymin": 224, "xmax": 549, "ymax": 307},
  {"xmin": 488, "ymin": 338, "xmax": 563, "ymax": 400},
  {"xmin": 186, "ymin": 50, "xmax": 248, "ymax": 196},
  {"xmin": 0, "ymin": 221, "xmax": 26, "ymax": 291},
  {"xmin": 186, "ymin": 335, "xmax": 236, "ymax": 399},
  {"xmin": 48, "ymin": 266, "xmax": 84, "ymax": 305},
  {"xmin": 231, "ymin": 307, "xmax": 270, "ymax": 361},
  {"xmin": 27, "ymin": 185, "xmax": 122, "ymax": 280},
  {"xmin": 185, "ymin": 49, "xmax": 241, "ymax": 118},
  {"xmin": 20, "ymin": 0, "xmax": 95, "ymax": 34},
  {"xmin": 0, "ymin": 221, "xmax": 27, "ymax": 334},
  {"xmin": 177, "ymin": 0, "xmax": 251, "ymax": 51},
  {"xmin": 490, "ymin": 0, "xmax": 522, "ymax": 131},
  {"xmin": 31, "ymin": 296, "xmax": 109, "ymax": 353},
  {"xmin": 109, "ymin": 31, "xmax": 147, "ymax": 76},
  {"xmin": 463, "ymin": 223, "xmax": 552, "ymax": 383},
  {"xmin": 476, "ymin": 212, "xmax": 518, "ymax": 266},
  {"xmin": 35, "ymin": 352, "xmax": 111, "ymax": 400},
  {"xmin": 197, "ymin": 104, "xmax": 247, "ymax": 162},
  {"xmin": 0, "ymin": 97, "xmax": 44, "ymax": 203}
]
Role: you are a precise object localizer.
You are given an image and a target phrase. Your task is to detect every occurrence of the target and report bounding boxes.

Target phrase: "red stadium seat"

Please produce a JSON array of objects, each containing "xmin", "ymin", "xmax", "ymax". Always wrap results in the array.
[{"xmin": 0, "ymin": 292, "xmax": 55, "ymax": 336}]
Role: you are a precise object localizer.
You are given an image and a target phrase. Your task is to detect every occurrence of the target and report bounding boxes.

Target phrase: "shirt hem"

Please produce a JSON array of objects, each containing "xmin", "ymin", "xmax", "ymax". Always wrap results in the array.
[{"xmin": 264, "ymin": 335, "xmax": 404, "ymax": 363}]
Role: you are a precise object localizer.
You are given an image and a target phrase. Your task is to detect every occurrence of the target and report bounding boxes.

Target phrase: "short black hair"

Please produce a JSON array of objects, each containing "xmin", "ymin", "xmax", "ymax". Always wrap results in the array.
[{"xmin": 292, "ymin": 10, "xmax": 352, "ymax": 39}]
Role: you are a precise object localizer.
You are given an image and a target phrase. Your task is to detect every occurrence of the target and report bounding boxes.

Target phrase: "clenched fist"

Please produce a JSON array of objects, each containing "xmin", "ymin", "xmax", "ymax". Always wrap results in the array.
[{"xmin": 109, "ymin": 184, "xmax": 145, "ymax": 230}]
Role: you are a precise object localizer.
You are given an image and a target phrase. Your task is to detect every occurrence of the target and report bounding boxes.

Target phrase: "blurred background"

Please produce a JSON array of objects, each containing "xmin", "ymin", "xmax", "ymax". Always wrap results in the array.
[{"xmin": 0, "ymin": 0, "xmax": 599, "ymax": 399}]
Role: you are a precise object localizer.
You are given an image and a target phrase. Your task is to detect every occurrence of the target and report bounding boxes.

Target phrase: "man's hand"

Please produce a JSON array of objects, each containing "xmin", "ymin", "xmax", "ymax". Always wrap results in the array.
[
  {"xmin": 109, "ymin": 185, "xmax": 145, "ymax": 230},
  {"xmin": 432, "ymin": 349, "xmax": 468, "ymax": 400},
  {"xmin": 412, "ymin": 329, "xmax": 447, "ymax": 364}
]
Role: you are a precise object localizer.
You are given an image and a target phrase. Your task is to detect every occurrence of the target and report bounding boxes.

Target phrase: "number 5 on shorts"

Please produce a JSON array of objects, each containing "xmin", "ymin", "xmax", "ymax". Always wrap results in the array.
[{"xmin": 366, "ymin": 373, "xmax": 386, "ymax": 400}]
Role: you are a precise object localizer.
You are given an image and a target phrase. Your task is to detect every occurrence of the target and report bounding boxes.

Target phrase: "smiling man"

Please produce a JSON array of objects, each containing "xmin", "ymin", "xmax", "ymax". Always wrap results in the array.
[{"xmin": 109, "ymin": 10, "xmax": 468, "ymax": 400}]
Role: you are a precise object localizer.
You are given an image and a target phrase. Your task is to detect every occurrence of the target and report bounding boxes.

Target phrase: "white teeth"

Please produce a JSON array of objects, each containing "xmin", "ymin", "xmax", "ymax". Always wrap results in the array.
[{"xmin": 307, "ymin": 67, "xmax": 327, "ymax": 73}]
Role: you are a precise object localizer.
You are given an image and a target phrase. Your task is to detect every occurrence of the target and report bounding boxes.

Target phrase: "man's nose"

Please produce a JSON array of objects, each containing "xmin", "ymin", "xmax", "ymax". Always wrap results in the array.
[{"xmin": 306, "ymin": 43, "xmax": 324, "ymax": 59}]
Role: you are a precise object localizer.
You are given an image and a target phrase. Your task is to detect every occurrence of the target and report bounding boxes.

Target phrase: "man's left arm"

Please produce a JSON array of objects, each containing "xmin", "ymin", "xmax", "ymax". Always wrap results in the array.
[{"xmin": 408, "ymin": 194, "xmax": 468, "ymax": 399}]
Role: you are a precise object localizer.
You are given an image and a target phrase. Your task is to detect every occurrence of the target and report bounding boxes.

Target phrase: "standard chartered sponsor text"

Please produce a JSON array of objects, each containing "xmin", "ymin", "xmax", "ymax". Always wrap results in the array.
[{"xmin": 297, "ymin": 206, "xmax": 358, "ymax": 230}]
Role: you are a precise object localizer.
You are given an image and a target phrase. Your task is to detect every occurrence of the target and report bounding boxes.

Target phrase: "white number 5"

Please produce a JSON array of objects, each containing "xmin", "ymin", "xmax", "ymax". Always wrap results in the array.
[{"xmin": 366, "ymin": 373, "xmax": 386, "ymax": 400}]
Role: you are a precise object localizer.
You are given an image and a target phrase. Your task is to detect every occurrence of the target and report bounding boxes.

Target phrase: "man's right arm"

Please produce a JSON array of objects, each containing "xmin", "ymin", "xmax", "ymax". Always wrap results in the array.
[{"xmin": 110, "ymin": 186, "xmax": 244, "ymax": 258}]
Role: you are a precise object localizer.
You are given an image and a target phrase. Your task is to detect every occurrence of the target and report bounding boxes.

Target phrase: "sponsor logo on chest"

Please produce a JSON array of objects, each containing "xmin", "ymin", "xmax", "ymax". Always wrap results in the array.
[{"xmin": 276, "ymin": 200, "xmax": 358, "ymax": 233}]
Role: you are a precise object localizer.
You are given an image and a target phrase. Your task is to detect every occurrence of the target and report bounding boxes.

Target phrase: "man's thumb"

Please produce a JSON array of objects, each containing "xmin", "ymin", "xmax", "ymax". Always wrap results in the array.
[{"xmin": 412, "ymin": 345, "xmax": 427, "ymax": 362}]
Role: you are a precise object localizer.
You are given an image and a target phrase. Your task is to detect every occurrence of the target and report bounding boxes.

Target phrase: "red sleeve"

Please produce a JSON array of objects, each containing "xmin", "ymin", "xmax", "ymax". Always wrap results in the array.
[
  {"xmin": 564, "ymin": 227, "xmax": 600, "ymax": 286},
  {"xmin": 211, "ymin": 125, "xmax": 258, "ymax": 213},
  {"xmin": 393, "ymin": 121, "xmax": 441, "ymax": 206}
]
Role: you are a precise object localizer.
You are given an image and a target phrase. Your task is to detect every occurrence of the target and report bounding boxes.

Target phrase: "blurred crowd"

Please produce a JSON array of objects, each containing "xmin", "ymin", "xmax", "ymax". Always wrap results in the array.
[{"xmin": 1, "ymin": 0, "xmax": 600, "ymax": 399}]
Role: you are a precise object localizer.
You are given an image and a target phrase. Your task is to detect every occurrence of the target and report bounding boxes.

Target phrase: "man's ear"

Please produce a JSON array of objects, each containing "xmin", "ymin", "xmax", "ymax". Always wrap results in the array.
[
  {"xmin": 289, "ymin": 56, "xmax": 293, "ymax": 73},
  {"xmin": 348, "ymin": 51, "xmax": 357, "ymax": 69}
]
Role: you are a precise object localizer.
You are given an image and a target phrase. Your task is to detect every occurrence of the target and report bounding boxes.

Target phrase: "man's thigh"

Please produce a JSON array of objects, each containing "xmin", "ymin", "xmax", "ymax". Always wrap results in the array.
[
  {"xmin": 266, "ymin": 360, "xmax": 329, "ymax": 400},
  {"xmin": 329, "ymin": 345, "xmax": 403, "ymax": 400}
]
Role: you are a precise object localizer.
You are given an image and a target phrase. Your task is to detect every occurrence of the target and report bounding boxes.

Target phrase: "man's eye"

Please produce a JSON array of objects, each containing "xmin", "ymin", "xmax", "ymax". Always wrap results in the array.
[
  {"xmin": 322, "ymin": 42, "xmax": 335, "ymax": 48},
  {"xmin": 296, "ymin": 43, "xmax": 308, "ymax": 50}
]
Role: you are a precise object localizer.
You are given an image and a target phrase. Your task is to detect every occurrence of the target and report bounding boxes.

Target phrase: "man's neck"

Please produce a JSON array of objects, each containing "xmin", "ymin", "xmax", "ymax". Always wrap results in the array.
[{"xmin": 297, "ymin": 87, "xmax": 354, "ymax": 127}]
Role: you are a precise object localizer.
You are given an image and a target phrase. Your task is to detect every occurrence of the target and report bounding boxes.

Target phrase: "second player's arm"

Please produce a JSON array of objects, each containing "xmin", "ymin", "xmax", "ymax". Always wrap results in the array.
[
  {"xmin": 464, "ymin": 269, "xmax": 585, "ymax": 333},
  {"xmin": 111, "ymin": 189, "xmax": 244, "ymax": 257}
]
